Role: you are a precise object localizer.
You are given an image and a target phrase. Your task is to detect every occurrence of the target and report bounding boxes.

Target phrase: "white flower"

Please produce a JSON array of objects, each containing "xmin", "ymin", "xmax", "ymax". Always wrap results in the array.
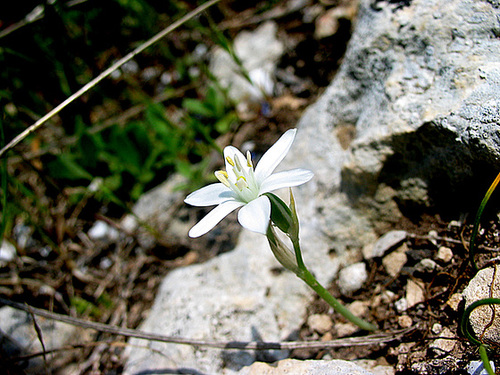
[{"xmin": 185, "ymin": 129, "xmax": 313, "ymax": 238}]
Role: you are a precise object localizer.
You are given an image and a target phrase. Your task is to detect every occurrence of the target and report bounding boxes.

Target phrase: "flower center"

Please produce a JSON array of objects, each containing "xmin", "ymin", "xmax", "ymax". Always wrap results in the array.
[{"xmin": 216, "ymin": 151, "xmax": 259, "ymax": 203}]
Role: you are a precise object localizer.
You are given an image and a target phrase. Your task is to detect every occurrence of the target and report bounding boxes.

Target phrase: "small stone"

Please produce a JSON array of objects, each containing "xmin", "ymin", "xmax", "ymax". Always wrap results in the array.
[
  {"xmin": 321, "ymin": 331, "xmax": 333, "ymax": 342},
  {"xmin": 406, "ymin": 279, "xmax": 425, "ymax": 308},
  {"xmin": 367, "ymin": 230, "xmax": 407, "ymax": 259},
  {"xmin": 398, "ymin": 315, "xmax": 413, "ymax": 328},
  {"xmin": 428, "ymin": 230, "xmax": 439, "ymax": 246},
  {"xmin": 121, "ymin": 214, "xmax": 138, "ymax": 233},
  {"xmin": 99, "ymin": 257, "xmax": 113, "ymax": 270},
  {"xmin": 382, "ymin": 249, "xmax": 407, "ymax": 277},
  {"xmin": 446, "ymin": 293, "xmax": 462, "ymax": 311},
  {"xmin": 315, "ymin": 3, "xmax": 358, "ymax": 39},
  {"xmin": 462, "ymin": 265, "xmax": 500, "ymax": 346},
  {"xmin": 436, "ymin": 246, "xmax": 453, "ymax": 263},
  {"xmin": 395, "ymin": 298, "xmax": 408, "ymax": 313},
  {"xmin": 431, "ymin": 323, "xmax": 443, "ymax": 334},
  {"xmin": 0, "ymin": 241, "xmax": 17, "ymax": 265},
  {"xmin": 414, "ymin": 258, "xmax": 437, "ymax": 273},
  {"xmin": 348, "ymin": 301, "xmax": 369, "ymax": 318},
  {"xmin": 380, "ymin": 290, "xmax": 397, "ymax": 304},
  {"xmin": 88, "ymin": 220, "xmax": 119, "ymax": 242},
  {"xmin": 335, "ymin": 322, "xmax": 358, "ymax": 337},
  {"xmin": 338, "ymin": 262, "xmax": 368, "ymax": 295},
  {"xmin": 355, "ymin": 359, "xmax": 396, "ymax": 375},
  {"xmin": 467, "ymin": 360, "xmax": 496, "ymax": 375},
  {"xmin": 307, "ymin": 314, "xmax": 333, "ymax": 334},
  {"xmin": 429, "ymin": 327, "xmax": 455, "ymax": 354},
  {"xmin": 361, "ymin": 243, "xmax": 374, "ymax": 260}
]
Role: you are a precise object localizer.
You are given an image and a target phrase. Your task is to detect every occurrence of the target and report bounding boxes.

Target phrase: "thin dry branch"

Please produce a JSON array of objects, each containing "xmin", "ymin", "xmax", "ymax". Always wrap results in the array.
[
  {"xmin": 0, "ymin": 0, "xmax": 89, "ymax": 39},
  {"xmin": 0, "ymin": 0, "xmax": 221, "ymax": 159},
  {"xmin": 0, "ymin": 297, "xmax": 414, "ymax": 351}
]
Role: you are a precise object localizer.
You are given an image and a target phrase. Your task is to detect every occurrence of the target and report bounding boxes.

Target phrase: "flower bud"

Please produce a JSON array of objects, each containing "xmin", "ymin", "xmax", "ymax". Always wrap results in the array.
[{"xmin": 266, "ymin": 225, "xmax": 300, "ymax": 274}]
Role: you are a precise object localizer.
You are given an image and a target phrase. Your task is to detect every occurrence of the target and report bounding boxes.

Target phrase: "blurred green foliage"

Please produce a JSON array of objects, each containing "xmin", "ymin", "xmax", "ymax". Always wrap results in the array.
[{"xmin": 0, "ymin": 0, "xmax": 239, "ymax": 229}]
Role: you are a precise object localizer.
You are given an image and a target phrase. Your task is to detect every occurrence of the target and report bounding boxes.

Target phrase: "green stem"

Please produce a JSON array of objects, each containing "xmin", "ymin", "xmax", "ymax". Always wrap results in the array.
[
  {"xmin": 479, "ymin": 344, "xmax": 495, "ymax": 375},
  {"xmin": 469, "ymin": 172, "xmax": 500, "ymax": 271},
  {"xmin": 291, "ymin": 238, "xmax": 377, "ymax": 331},
  {"xmin": 461, "ymin": 298, "xmax": 500, "ymax": 346}
]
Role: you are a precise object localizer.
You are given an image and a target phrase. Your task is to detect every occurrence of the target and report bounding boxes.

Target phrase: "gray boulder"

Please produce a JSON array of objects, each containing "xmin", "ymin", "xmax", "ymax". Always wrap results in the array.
[
  {"xmin": 124, "ymin": 0, "xmax": 500, "ymax": 373},
  {"xmin": 0, "ymin": 306, "xmax": 86, "ymax": 374},
  {"xmin": 288, "ymin": 0, "xmax": 500, "ymax": 246}
]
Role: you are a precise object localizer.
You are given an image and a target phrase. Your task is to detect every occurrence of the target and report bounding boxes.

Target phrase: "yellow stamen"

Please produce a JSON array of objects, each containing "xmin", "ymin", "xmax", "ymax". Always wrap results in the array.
[
  {"xmin": 215, "ymin": 170, "xmax": 230, "ymax": 188},
  {"xmin": 226, "ymin": 156, "xmax": 235, "ymax": 167},
  {"xmin": 246, "ymin": 151, "xmax": 253, "ymax": 168}
]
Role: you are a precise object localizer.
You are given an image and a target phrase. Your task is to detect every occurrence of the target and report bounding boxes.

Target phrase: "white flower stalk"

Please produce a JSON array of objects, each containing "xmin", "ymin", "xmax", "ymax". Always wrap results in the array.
[{"xmin": 185, "ymin": 129, "xmax": 313, "ymax": 238}]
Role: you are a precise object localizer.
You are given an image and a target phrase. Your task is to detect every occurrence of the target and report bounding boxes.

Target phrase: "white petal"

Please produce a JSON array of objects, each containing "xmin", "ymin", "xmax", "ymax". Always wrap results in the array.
[
  {"xmin": 237, "ymin": 196, "xmax": 271, "ymax": 235},
  {"xmin": 255, "ymin": 129, "xmax": 296, "ymax": 182},
  {"xmin": 260, "ymin": 169, "xmax": 314, "ymax": 194},
  {"xmin": 184, "ymin": 183, "xmax": 236, "ymax": 207},
  {"xmin": 188, "ymin": 200, "xmax": 244, "ymax": 238}
]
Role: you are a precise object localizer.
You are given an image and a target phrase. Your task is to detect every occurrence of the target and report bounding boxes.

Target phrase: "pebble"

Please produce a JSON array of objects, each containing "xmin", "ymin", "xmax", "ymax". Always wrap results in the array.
[
  {"xmin": 446, "ymin": 293, "xmax": 462, "ymax": 311},
  {"xmin": 428, "ymin": 230, "xmax": 439, "ymax": 246},
  {"xmin": 406, "ymin": 279, "xmax": 425, "ymax": 308},
  {"xmin": 335, "ymin": 322, "xmax": 358, "ymax": 337},
  {"xmin": 395, "ymin": 297, "xmax": 408, "ymax": 313},
  {"xmin": 382, "ymin": 247, "xmax": 408, "ymax": 277},
  {"xmin": 337, "ymin": 262, "xmax": 368, "ymax": 295},
  {"xmin": 0, "ymin": 241, "xmax": 16, "ymax": 265},
  {"xmin": 314, "ymin": 3, "xmax": 358, "ymax": 39},
  {"xmin": 398, "ymin": 315, "xmax": 413, "ymax": 328},
  {"xmin": 365, "ymin": 230, "xmax": 407, "ymax": 259},
  {"xmin": 381, "ymin": 290, "xmax": 397, "ymax": 304},
  {"xmin": 307, "ymin": 314, "xmax": 333, "ymax": 334},
  {"xmin": 414, "ymin": 258, "xmax": 437, "ymax": 273},
  {"xmin": 429, "ymin": 327, "xmax": 456, "ymax": 354},
  {"xmin": 431, "ymin": 323, "xmax": 443, "ymax": 334},
  {"xmin": 436, "ymin": 246, "xmax": 453, "ymax": 263},
  {"xmin": 462, "ymin": 265, "xmax": 500, "ymax": 346},
  {"xmin": 467, "ymin": 360, "xmax": 496, "ymax": 375},
  {"xmin": 348, "ymin": 300, "xmax": 369, "ymax": 318},
  {"xmin": 88, "ymin": 220, "xmax": 120, "ymax": 242}
]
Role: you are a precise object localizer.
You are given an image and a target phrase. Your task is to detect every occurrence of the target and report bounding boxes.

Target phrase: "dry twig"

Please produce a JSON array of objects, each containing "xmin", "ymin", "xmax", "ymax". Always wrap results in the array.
[
  {"xmin": 0, "ymin": 297, "xmax": 413, "ymax": 351},
  {"xmin": 0, "ymin": 0, "xmax": 221, "ymax": 159}
]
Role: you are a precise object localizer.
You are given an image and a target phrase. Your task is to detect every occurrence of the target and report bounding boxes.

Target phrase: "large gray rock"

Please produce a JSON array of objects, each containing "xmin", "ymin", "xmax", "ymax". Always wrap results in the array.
[
  {"xmin": 124, "ymin": 228, "xmax": 340, "ymax": 375},
  {"xmin": 288, "ymin": 0, "xmax": 500, "ymax": 246},
  {"xmin": 0, "ymin": 306, "xmax": 86, "ymax": 374},
  {"xmin": 124, "ymin": 0, "xmax": 500, "ymax": 373}
]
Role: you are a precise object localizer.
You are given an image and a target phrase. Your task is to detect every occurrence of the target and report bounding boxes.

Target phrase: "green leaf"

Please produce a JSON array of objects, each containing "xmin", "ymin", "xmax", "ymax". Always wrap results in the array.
[
  {"xmin": 206, "ymin": 85, "xmax": 225, "ymax": 117},
  {"xmin": 108, "ymin": 129, "xmax": 142, "ymax": 175},
  {"xmin": 175, "ymin": 159, "xmax": 196, "ymax": 179},
  {"xmin": 215, "ymin": 112, "xmax": 237, "ymax": 133},
  {"xmin": 47, "ymin": 154, "xmax": 93, "ymax": 181},
  {"xmin": 182, "ymin": 98, "xmax": 214, "ymax": 118},
  {"xmin": 265, "ymin": 193, "xmax": 294, "ymax": 235},
  {"xmin": 469, "ymin": 172, "xmax": 500, "ymax": 271},
  {"xmin": 79, "ymin": 132, "xmax": 102, "ymax": 169}
]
